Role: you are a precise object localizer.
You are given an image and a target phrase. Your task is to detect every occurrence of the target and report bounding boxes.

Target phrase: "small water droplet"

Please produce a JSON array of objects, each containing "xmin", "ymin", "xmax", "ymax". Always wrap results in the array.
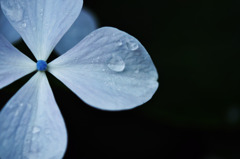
[
  {"xmin": 19, "ymin": 103, "xmax": 24, "ymax": 107},
  {"xmin": 127, "ymin": 40, "xmax": 139, "ymax": 51},
  {"xmin": 21, "ymin": 22, "xmax": 26, "ymax": 28},
  {"xmin": 107, "ymin": 55, "xmax": 125, "ymax": 72},
  {"xmin": 134, "ymin": 69, "xmax": 139, "ymax": 74},
  {"xmin": 117, "ymin": 40, "xmax": 123, "ymax": 46},
  {"xmin": 32, "ymin": 127, "xmax": 40, "ymax": 134}
]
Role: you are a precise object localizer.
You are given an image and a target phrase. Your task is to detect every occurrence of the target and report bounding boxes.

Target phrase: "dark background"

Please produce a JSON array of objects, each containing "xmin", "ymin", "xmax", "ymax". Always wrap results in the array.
[{"xmin": 1, "ymin": 0, "xmax": 240, "ymax": 158}]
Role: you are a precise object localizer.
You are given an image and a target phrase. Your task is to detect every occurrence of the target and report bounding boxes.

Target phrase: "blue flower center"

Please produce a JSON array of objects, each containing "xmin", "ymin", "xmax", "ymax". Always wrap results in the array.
[{"xmin": 37, "ymin": 60, "xmax": 47, "ymax": 71}]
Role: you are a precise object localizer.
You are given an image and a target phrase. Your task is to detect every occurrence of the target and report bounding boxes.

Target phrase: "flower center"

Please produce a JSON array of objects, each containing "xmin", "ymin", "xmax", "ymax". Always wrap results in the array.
[{"xmin": 37, "ymin": 60, "xmax": 47, "ymax": 71}]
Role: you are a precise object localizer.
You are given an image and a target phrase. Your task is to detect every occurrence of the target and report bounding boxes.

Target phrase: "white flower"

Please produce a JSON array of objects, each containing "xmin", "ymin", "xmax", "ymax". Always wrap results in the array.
[{"xmin": 0, "ymin": 0, "xmax": 158, "ymax": 158}]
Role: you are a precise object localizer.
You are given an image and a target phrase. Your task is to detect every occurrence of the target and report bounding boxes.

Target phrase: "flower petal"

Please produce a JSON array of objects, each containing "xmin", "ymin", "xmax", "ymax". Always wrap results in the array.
[
  {"xmin": 0, "ymin": 9, "xmax": 21, "ymax": 43},
  {"xmin": 55, "ymin": 8, "xmax": 98, "ymax": 55},
  {"xmin": 49, "ymin": 27, "xmax": 158, "ymax": 110},
  {"xmin": 0, "ymin": 35, "xmax": 35, "ymax": 89},
  {"xmin": 1, "ymin": 0, "xmax": 83, "ymax": 60},
  {"xmin": 0, "ymin": 72, "xmax": 67, "ymax": 159}
]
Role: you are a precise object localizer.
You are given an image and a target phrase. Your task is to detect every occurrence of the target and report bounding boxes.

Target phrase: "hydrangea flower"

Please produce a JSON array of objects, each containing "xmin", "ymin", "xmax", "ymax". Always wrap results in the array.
[{"xmin": 0, "ymin": 0, "xmax": 158, "ymax": 158}]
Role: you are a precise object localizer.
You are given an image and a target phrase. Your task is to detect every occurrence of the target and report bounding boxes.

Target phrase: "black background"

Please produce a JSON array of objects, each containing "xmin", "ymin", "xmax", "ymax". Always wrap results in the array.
[{"xmin": 1, "ymin": 0, "xmax": 240, "ymax": 159}]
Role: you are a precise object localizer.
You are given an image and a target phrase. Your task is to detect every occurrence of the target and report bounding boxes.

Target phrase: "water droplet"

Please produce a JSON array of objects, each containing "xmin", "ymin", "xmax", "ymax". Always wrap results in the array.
[
  {"xmin": 134, "ymin": 69, "xmax": 139, "ymax": 74},
  {"xmin": 19, "ymin": 103, "xmax": 24, "ymax": 107},
  {"xmin": 117, "ymin": 40, "xmax": 123, "ymax": 46},
  {"xmin": 2, "ymin": 3, "xmax": 23, "ymax": 22},
  {"xmin": 21, "ymin": 22, "xmax": 26, "ymax": 28},
  {"xmin": 107, "ymin": 55, "xmax": 125, "ymax": 72},
  {"xmin": 32, "ymin": 127, "xmax": 40, "ymax": 134},
  {"xmin": 127, "ymin": 40, "xmax": 139, "ymax": 51}
]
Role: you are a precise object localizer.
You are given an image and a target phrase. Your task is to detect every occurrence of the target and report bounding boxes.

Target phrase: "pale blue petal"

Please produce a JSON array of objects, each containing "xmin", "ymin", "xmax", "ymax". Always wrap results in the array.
[
  {"xmin": 55, "ymin": 8, "xmax": 98, "ymax": 55},
  {"xmin": 0, "ymin": 72, "xmax": 67, "ymax": 159},
  {"xmin": 49, "ymin": 27, "xmax": 158, "ymax": 111},
  {"xmin": 0, "ymin": 35, "xmax": 35, "ymax": 89},
  {"xmin": 1, "ymin": 0, "xmax": 83, "ymax": 60},
  {"xmin": 0, "ymin": 9, "xmax": 21, "ymax": 43}
]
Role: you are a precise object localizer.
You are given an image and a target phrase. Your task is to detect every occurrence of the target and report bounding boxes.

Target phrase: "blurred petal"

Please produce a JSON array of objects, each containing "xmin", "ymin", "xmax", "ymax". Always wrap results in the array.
[
  {"xmin": 49, "ymin": 27, "xmax": 158, "ymax": 110},
  {"xmin": 0, "ymin": 35, "xmax": 35, "ymax": 89},
  {"xmin": 0, "ymin": 9, "xmax": 21, "ymax": 43},
  {"xmin": 55, "ymin": 8, "xmax": 98, "ymax": 55},
  {"xmin": 1, "ymin": 0, "xmax": 83, "ymax": 60},
  {"xmin": 0, "ymin": 72, "xmax": 67, "ymax": 159}
]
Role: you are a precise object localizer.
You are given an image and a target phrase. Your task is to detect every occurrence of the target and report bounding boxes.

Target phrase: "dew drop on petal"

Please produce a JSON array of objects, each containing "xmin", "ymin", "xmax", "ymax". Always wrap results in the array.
[
  {"xmin": 134, "ymin": 69, "xmax": 139, "ymax": 74},
  {"xmin": 107, "ymin": 55, "xmax": 125, "ymax": 72},
  {"xmin": 117, "ymin": 40, "xmax": 123, "ymax": 46},
  {"xmin": 21, "ymin": 22, "xmax": 27, "ymax": 28},
  {"xmin": 127, "ymin": 40, "xmax": 139, "ymax": 51},
  {"xmin": 32, "ymin": 126, "xmax": 40, "ymax": 134}
]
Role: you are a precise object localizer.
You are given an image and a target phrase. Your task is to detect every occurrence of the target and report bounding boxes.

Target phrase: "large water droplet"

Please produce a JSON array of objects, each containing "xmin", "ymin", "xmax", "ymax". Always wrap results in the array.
[
  {"xmin": 127, "ymin": 40, "xmax": 139, "ymax": 51},
  {"xmin": 2, "ymin": 3, "xmax": 23, "ymax": 22},
  {"xmin": 32, "ymin": 126, "xmax": 40, "ymax": 134},
  {"xmin": 107, "ymin": 55, "xmax": 125, "ymax": 72}
]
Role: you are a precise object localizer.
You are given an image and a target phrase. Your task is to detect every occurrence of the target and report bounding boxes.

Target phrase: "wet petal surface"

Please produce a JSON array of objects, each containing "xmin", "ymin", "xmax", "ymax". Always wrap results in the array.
[
  {"xmin": 0, "ymin": 35, "xmax": 35, "ymax": 89},
  {"xmin": 0, "ymin": 72, "xmax": 67, "ymax": 159},
  {"xmin": 1, "ymin": 0, "xmax": 83, "ymax": 60},
  {"xmin": 49, "ymin": 27, "xmax": 158, "ymax": 110}
]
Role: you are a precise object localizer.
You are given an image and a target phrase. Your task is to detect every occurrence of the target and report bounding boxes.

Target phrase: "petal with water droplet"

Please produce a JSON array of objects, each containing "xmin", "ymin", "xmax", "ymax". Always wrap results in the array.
[
  {"xmin": 0, "ymin": 72, "xmax": 67, "ymax": 159},
  {"xmin": 0, "ymin": 35, "xmax": 35, "ymax": 89},
  {"xmin": 49, "ymin": 27, "xmax": 158, "ymax": 110},
  {"xmin": 0, "ymin": 8, "xmax": 21, "ymax": 43},
  {"xmin": 1, "ymin": 0, "xmax": 83, "ymax": 60},
  {"xmin": 55, "ymin": 8, "xmax": 98, "ymax": 55}
]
